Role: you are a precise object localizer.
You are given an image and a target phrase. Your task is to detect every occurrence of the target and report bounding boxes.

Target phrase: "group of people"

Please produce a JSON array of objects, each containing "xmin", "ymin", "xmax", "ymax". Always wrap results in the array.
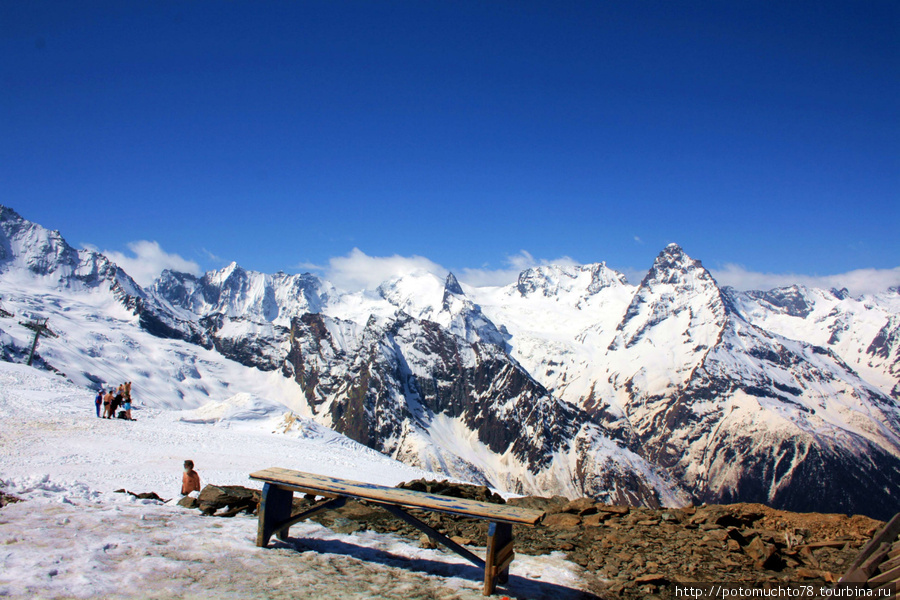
[{"xmin": 94, "ymin": 382, "xmax": 134, "ymax": 420}]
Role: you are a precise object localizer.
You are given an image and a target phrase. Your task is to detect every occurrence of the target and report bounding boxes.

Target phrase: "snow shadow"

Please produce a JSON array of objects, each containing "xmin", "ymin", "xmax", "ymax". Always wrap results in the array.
[{"xmin": 272, "ymin": 536, "xmax": 603, "ymax": 600}]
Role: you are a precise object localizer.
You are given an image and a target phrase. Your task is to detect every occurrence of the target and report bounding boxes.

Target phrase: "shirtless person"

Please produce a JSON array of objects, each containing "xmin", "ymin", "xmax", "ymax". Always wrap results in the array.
[
  {"xmin": 182, "ymin": 460, "xmax": 201, "ymax": 496},
  {"xmin": 103, "ymin": 389, "xmax": 114, "ymax": 418}
]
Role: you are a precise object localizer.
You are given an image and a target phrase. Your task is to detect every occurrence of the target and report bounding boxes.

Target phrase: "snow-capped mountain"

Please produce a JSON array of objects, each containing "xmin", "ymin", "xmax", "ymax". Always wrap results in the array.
[{"xmin": 2, "ymin": 204, "xmax": 899, "ymax": 518}]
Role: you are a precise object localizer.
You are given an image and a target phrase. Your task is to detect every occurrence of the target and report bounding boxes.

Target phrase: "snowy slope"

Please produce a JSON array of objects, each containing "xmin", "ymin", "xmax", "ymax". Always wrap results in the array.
[
  {"xmin": 727, "ymin": 285, "xmax": 900, "ymax": 400},
  {"xmin": 0, "ymin": 362, "xmax": 595, "ymax": 600}
]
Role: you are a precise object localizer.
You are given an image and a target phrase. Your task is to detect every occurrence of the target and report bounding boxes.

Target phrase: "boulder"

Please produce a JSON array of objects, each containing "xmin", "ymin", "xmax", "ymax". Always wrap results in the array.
[
  {"xmin": 177, "ymin": 496, "xmax": 199, "ymax": 509},
  {"xmin": 562, "ymin": 497, "xmax": 598, "ymax": 515},
  {"xmin": 0, "ymin": 491, "xmax": 21, "ymax": 508},
  {"xmin": 197, "ymin": 485, "xmax": 259, "ymax": 516}
]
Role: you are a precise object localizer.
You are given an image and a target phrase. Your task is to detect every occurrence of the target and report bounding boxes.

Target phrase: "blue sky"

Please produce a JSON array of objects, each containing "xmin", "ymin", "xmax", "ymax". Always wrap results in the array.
[{"xmin": 2, "ymin": 1, "xmax": 898, "ymax": 291}]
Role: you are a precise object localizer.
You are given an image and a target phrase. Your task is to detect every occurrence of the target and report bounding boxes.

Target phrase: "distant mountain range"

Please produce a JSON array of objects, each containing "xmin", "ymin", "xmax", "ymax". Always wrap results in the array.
[{"xmin": 2, "ymin": 205, "xmax": 898, "ymax": 519}]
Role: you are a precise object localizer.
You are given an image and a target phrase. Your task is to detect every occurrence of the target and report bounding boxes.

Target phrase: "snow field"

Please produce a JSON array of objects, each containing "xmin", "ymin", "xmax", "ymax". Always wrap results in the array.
[{"xmin": 0, "ymin": 362, "xmax": 596, "ymax": 599}]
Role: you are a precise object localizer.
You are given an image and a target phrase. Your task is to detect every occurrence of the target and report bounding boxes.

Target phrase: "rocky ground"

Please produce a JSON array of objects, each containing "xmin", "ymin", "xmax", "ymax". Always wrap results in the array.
[{"xmin": 182, "ymin": 480, "xmax": 886, "ymax": 600}]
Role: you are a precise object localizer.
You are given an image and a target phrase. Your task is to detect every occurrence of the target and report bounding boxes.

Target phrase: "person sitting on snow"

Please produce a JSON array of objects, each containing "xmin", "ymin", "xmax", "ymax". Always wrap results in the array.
[{"xmin": 182, "ymin": 460, "xmax": 201, "ymax": 496}]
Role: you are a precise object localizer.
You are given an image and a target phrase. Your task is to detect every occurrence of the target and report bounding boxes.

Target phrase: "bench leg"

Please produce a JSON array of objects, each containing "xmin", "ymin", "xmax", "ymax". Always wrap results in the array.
[
  {"xmin": 483, "ymin": 521, "xmax": 514, "ymax": 596},
  {"xmin": 256, "ymin": 483, "xmax": 293, "ymax": 547}
]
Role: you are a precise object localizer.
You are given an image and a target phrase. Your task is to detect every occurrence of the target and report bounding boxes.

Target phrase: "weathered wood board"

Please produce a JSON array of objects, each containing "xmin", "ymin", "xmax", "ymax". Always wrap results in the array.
[{"xmin": 250, "ymin": 467, "xmax": 543, "ymax": 526}]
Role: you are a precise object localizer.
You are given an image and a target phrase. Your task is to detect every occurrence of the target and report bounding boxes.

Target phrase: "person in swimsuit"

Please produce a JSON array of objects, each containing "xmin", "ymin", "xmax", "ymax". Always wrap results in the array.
[{"xmin": 182, "ymin": 460, "xmax": 201, "ymax": 496}]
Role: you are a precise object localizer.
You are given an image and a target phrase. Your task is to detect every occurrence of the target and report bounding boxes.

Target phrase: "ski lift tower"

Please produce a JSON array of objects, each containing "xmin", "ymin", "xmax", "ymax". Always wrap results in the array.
[{"xmin": 20, "ymin": 318, "xmax": 58, "ymax": 366}]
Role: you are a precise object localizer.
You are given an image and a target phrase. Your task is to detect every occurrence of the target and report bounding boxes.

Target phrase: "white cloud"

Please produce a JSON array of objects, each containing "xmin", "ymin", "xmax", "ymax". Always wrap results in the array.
[
  {"xmin": 294, "ymin": 261, "xmax": 326, "ymax": 272},
  {"xmin": 102, "ymin": 241, "xmax": 202, "ymax": 287},
  {"xmin": 200, "ymin": 248, "xmax": 224, "ymax": 263},
  {"xmin": 458, "ymin": 250, "xmax": 580, "ymax": 287},
  {"xmin": 319, "ymin": 248, "xmax": 583, "ymax": 291},
  {"xmin": 710, "ymin": 264, "xmax": 900, "ymax": 296},
  {"xmin": 324, "ymin": 248, "xmax": 447, "ymax": 291}
]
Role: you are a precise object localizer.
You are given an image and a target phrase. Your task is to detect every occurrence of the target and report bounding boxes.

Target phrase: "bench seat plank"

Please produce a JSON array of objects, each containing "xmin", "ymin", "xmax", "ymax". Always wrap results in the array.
[{"xmin": 250, "ymin": 467, "xmax": 543, "ymax": 526}]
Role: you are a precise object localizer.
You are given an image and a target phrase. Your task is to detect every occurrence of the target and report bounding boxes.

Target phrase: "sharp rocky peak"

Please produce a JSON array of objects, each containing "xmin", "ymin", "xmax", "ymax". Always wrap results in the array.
[
  {"xmin": 641, "ymin": 243, "xmax": 715, "ymax": 288},
  {"xmin": 443, "ymin": 272, "xmax": 464, "ymax": 296},
  {"xmin": 441, "ymin": 272, "xmax": 466, "ymax": 310}
]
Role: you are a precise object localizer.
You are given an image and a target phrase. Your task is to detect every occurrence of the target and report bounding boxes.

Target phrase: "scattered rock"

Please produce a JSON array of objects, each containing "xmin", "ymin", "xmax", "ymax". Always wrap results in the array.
[
  {"xmin": 595, "ymin": 504, "xmax": 630, "ymax": 515},
  {"xmin": 197, "ymin": 485, "xmax": 259, "ymax": 516},
  {"xmin": 542, "ymin": 513, "xmax": 581, "ymax": 529},
  {"xmin": 175, "ymin": 481, "xmax": 884, "ymax": 599},
  {"xmin": 0, "ymin": 491, "xmax": 21, "ymax": 508},
  {"xmin": 506, "ymin": 495, "xmax": 568, "ymax": 513},
  {"xmin": 331, "ymin": 517, "xmax": 361, "ymax": 534},
  {"xmin": 562, "ymin": 498, "xmax": 598, "ymax": 515},
  {"xmin": 450, "ymin": 535, "xmax": 474, "ymax": 546},
  {"xmin": 583, "ymin": 513, "xmax": 610, "ymax": 527},
  {"xmin": 177, "ymin": 496, "xmax": 199, "ymax": 509},
  {"xmin": 397, "ymin": 480, "xmax": 505, "ymax": 505}
]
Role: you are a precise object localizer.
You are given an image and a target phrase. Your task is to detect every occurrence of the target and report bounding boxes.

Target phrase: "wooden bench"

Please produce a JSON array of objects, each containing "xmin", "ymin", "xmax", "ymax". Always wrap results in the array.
[
  {"xmin": 250, "ymin": 467, "xmax": 544, "ymax": 596},
  {"xmin": 840, "ymin": 512, "xmax": 900, "ymax": 593}
]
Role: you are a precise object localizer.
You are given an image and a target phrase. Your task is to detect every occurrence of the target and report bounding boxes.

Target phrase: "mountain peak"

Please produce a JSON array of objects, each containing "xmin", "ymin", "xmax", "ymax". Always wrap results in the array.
[
  {"xmin": 642, "ymin": 244, "xmax": 713, "ymax": 287},
  {"xmin": 444, "ymin": 272, "xmax": 464, "ymax": 296},
  {"xmin": 515, "ymin": 263, "xmax": 626, "ymax": 299}
]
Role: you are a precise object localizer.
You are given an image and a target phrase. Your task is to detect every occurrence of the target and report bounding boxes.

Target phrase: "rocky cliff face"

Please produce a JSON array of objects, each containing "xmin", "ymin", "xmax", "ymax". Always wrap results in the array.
[{"xmin": 278, "ymin": 308, "xmax": 686, "ymax": 505}]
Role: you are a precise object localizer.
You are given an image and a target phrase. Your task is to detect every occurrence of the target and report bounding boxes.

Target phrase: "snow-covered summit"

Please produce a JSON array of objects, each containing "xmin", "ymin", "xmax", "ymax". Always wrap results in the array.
[
  {"xmin": 514, "ymin": 262, "xmax": 627, "ymax": 299},
  {"xmin": 0, "ymin": 206, "xmax": 144, "ymax": 300},
  {"xmin": 151, "ymin": 262, "xmax": 330, "ymax": 326},
  {"xmin": 376, "ymin": 271, "xmax": 506, "ymax": 345}
]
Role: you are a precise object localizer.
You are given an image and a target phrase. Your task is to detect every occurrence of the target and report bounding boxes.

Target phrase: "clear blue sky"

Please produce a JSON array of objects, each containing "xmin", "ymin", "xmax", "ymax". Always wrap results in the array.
[{"xmin": 2, "ymin": 1, "xmax": 898, "ymax": 287}]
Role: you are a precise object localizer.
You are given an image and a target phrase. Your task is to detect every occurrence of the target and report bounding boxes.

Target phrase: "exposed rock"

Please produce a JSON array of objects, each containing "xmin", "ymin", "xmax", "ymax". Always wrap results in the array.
[
  {"xmin": 595, "ymin": 504, "xmax": 630, "ymax": 515},
  {"xmin": 450, "ymin": 536, "xmax": 474, "ymax": 546},
  {"xmin": 397, "ymin": 479, "xmax": 505, "ymax": 505},
  {"xmin": 115, "ymin": 489, "xmax": 167, "ymax": 502},
  {"xmin": 583, "ymin": 513, "xmax": 611, "ymax": 527},
  {"xmin": 331, "ymin": 517, "xmax": 361, "ymax": 534},
  {"xmin": 506, "ymin": 495, "xmax": 568, "ymax": 513},
  {"xmin": 542, "ymin": 513, "xmax": 582, "ymax": 529},
  {"xmin": 562, "ymin": 498, "xmax": 598, "ymax": 515},
  {"xmin": 197, "ymin": 484, "xmax": 259, "ymax": 516},
  {"xmin": 0, "ymin": 491, "xmax": 21, "ymax": 508},
  {"xmin": 177, "ymin": 496, "xmax": 199, "ymax": 509}
]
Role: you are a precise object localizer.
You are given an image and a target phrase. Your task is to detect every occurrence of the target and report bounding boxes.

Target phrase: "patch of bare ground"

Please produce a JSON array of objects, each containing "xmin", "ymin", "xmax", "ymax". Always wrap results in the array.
[{"xmin": 191, "ymin": 480, "xmax": 886, "ymax": 599}]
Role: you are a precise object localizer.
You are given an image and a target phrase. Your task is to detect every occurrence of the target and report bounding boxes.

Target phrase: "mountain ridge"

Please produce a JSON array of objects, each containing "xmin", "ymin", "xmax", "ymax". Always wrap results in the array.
[{"xmin": 2, "ymin": 204, "xmax": 898, "ymax": 518}]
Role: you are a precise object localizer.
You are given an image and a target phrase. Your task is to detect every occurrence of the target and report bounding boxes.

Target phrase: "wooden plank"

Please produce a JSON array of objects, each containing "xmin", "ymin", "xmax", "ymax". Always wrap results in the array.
[
  {"xmin": 869, "ymin": 563, "xmax": 900, "ymax": 586},
  {"xmin": 256, "ymin": 483, "xmax": 293, "ymax": 547},
  {"xmin": 250, "ymin": 467, "xmax": 543, "ymax": 525},
  {"xmin": 484, "ymin": 522, "xmax": 513, "ymax": 596},
  {"xmin": 493, "ymin": 541, "xmax": 515, "ymax": 579},
  {"xmin": 889, "ymin": 541, "xmax": 900, "ymax": 560},
  {"xmin": 840, "ymin": 513, "xmax": 900, "ymax": 583},
  {"xmin": 494, "ymin": 550, "xmax": 515, "ymax": 578},
  {"xmin": 879, "ymin": 554, "xmax": 900, "ymax": 574},
  {"xmin": 494, "ymin": 539, "xmax": 515, "ymax": 567},
  {"xmin": 855, "ymin": 543, "xmax": 892, "ymax": 579}
]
